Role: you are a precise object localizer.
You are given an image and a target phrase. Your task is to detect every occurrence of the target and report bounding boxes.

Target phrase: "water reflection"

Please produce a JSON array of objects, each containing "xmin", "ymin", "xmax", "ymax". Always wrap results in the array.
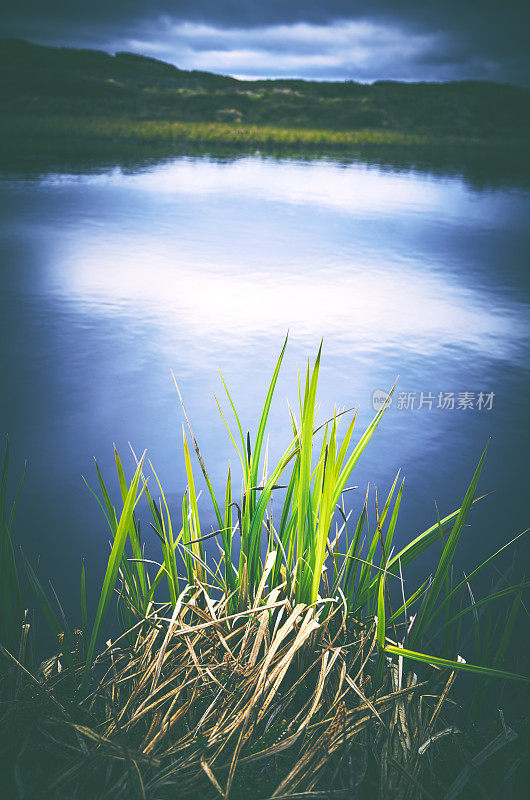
[
  {"xmin": 31, "ymin": 159, "xmax": 530, "ymax": 363},
  {"xmin": 0, "ymin": 155, "xmax": 528, "ymax": 608}
]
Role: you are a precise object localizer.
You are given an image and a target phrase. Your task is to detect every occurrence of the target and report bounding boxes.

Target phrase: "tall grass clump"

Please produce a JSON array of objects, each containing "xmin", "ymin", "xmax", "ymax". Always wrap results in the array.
[{"xmin": 1, "ymin": 337, "xmax": 528, "ymax": 799}]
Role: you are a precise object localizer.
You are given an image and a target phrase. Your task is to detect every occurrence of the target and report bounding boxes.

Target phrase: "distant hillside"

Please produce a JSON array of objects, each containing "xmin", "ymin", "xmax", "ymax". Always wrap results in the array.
[
  {"xmin": 2, "ymin": 39, "xmax": 530, "ymax": 137},
  {"xmin": 1, "ymin": 38, "xmax": 529, "ymax": 159}
]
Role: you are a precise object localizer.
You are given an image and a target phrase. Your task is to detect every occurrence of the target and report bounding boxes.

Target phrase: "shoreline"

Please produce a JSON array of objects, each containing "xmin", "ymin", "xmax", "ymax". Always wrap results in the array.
[{"xmin": 1, "ymin": 115, "xmax": 529, "ymax": 189}]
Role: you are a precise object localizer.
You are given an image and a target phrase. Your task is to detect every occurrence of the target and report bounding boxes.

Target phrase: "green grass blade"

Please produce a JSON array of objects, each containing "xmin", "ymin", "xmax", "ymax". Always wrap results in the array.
[
  {"xmin": 82, "ymin": 452, "xmax": 146, "ymax": 690},
  {"xmin": 429, "ymin": 583, "xmax": 530, "ymax": 646},
  {"xmin": 376, "ymin": 571, "xmax": 386, "ymax": 647},
  {"xmin": 383, "ymin": 478, "xmax": 404, "ymax": 557},
  {"xmin": 182, "ymin": 428, "xmax": 204, "ymax": 582},
  {"xmin": 115, "ymin": 447, "xmax": 148, "ymax": 602},
  {"xmin": 427, "ymin": 528, "xmax": 529, "ymax": 630},
  {"xmin": 295, "ymin": 343, "xmax": 322, "ymax": 601},
  {"xmin": 173, "ymin": 374, "xmax": 224, "ymax": 531},
  {"xmin": 384, "ymin": 643, "xmax": 530, "ymax": 682},
  {"xmin": 331, "ymin": 383, "xmax": 395, "ymax": 509},
  {"xmin": 493, "ymin": 587, "xmax": 523, "ymax": 669},
  {"xmin": 250, "ymin": 332, "xmax": 288, "ymax": 493},
  {"xmin": 247, "ymin": 436, "xmax": 299, "ymax": 591},
  {"xmin": 223, "ymin": 466, "xmax": 236, "ymax": 592},
  {"xmin": 343, "ymin": 502, "xmax": 367, "ymax": 603},
  {"xmin": 389, "ymin": 577, "xmax": 431, "ymax": 623},
  {"xmin": 409, "ymin": 445, "xmax": 488, "ymax": 647},
  {"xmin": 217, "ymin": 378, "xmax": 248, "ymax": 481}
]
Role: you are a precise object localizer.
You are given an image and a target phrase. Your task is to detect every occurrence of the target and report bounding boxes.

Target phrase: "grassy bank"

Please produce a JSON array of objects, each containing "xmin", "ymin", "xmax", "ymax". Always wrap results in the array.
[
  {"xmin": 1, "ymin": 340, "xmax": 529, "ymax": 798},
  {"xmin": 2, "ymin": 113, "xmax": 472, "ymax": 148},
  {"xmin": 4, "ymin": 113, "xmax": 524, "ymax": 160}
]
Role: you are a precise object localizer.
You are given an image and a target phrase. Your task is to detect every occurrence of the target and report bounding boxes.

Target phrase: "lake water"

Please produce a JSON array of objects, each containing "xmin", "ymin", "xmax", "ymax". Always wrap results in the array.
[{"xmin": 0, "ymin": 154, "xmax": 528, "ymax": 612}]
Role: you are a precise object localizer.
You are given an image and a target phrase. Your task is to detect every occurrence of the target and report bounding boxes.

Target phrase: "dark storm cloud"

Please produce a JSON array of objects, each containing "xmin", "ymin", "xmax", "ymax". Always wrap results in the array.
[{"xmin": 1, "ymin": 1, "xmax": 528, "ymax": 84}]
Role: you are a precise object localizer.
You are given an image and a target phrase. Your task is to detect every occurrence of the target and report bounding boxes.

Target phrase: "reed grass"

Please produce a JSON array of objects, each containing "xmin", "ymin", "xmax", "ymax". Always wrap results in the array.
[
  {"xmin": 0, "ymin": 585, "xmax": 526, "ymax": 798},
  {"xmin": 1, "ymin": 338, "xmax": 528, "ymax": 798}
]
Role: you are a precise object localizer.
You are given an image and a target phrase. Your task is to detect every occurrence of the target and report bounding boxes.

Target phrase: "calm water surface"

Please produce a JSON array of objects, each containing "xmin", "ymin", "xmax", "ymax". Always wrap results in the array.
[{"xmin": 0, "ymin": 156, "xmax": 528, "ymax": 609}]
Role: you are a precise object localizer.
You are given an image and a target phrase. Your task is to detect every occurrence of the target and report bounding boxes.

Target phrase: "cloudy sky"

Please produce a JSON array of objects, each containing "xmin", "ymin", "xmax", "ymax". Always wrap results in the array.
[{"xmin": 1, "ymin": 1, "xmax": 529, "ymax": 85}]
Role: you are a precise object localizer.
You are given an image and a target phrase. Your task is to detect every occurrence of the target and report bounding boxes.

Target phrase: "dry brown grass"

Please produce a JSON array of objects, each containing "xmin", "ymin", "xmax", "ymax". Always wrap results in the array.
[{"xmin": 0, "ymin": 584, "xmax": 473, "ymax": 800}]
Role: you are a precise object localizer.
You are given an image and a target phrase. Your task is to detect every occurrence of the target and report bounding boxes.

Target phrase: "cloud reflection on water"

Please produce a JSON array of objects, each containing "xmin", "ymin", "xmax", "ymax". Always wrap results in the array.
[{"xmin": 46, "ymin": 158, "xmax": 526, "ymax": 363}]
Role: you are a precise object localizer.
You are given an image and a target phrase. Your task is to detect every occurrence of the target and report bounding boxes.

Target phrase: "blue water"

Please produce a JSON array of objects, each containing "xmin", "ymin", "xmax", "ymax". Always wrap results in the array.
[{"xmin": 0, "ymin": 155, "xmax": 528, "ymax": 611}]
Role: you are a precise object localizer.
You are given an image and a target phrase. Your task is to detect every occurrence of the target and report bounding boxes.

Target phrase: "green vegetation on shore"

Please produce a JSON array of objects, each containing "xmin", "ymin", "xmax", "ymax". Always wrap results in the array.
[
  {"xmin": 1, "ymin": 38, "xmax": 529, "ymax": 160},
  {"xmin": 1, "ymin": 340, "xmax": 529, "ymax": 798},
  {"xmin": 3, "ymin": 113, "xmax": 470, "ymax": 150}
]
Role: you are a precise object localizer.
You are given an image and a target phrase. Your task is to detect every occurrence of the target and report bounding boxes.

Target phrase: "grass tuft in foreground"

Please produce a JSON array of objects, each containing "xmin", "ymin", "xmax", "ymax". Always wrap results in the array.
[{"xmin": 0, "ymin": 337, "xmax": 528, "ymax": 798}]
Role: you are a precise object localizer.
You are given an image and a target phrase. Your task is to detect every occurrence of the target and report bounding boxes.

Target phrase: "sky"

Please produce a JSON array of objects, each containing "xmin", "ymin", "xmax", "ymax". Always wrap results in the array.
[{"xmin": 1, "ymin": 1, "xmax": 529, "ymax": 85}]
